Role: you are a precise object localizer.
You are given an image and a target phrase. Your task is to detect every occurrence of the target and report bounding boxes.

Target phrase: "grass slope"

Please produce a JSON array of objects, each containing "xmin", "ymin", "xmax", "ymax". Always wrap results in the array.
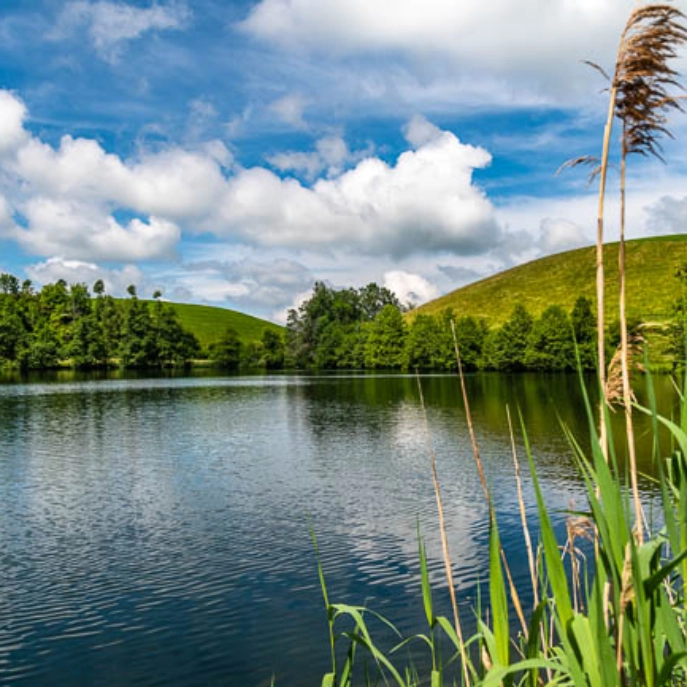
[
  {"xmin": 417, "ymin": 235, "xmax": 687, "ymax": 326},
  {"xmin": 129, "ymin": 300, "xmax": 283, "ymax": 349}
]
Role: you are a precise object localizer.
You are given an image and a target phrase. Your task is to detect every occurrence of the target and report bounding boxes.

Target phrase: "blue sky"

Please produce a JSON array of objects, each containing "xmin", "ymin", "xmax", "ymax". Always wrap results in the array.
[{"xmin": 0, "ymin": 0, "xmax": 686, "ymax": 321}]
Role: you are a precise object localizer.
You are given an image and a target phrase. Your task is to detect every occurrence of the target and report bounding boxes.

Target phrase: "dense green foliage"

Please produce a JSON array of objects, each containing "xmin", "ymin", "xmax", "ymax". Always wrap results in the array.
[
  {"xmin": 0, "ymin": 275, "xmax": 201, "ymax": 369},
  {"xmin": 0, "ymin": 273, "xmax": 290, "ymax": 371},
  {"xmin": 285, "ymin": 281, "xmax": 402, "ymax": 369},
  {"xmin": 285, "ymin": 282, "xmax": 620, "ymax": 371}
]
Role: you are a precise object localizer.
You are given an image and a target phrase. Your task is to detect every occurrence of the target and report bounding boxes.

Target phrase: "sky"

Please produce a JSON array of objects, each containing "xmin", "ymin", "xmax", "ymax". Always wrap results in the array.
[{"xmin": 0, "ymin": 0, "xmax": 686, "ymax": 323}]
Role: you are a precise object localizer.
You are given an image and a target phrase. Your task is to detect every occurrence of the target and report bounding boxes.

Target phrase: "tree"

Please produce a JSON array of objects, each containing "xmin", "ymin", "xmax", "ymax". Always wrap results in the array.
[
  {"xmin": 364, "ymin": 304, "xmax": 407, "ymax": 369},
  {"xmin": 406, "ymin": 314, "xmax": 442, "ymax": 370},
  {"xmin": 570, "ymin": 296, "xmax": 596, "ymax": 370},
  {"xmin": 119, "ymin": 290, "xmax": 156, "ymax": 367},
  {"xmin": 524, "ymin": 305, "xmax": 575, "ymax": 371},
  {"xmin": 483, "ymin": 305, "xmax": 533, "ymax": 371},
  {"xmin": 261, "ymin": 329, "xmax": 285, "ymax": 369},
  {"xmin": 454, "ymin": 315, "xmax": 488, "ymax": 371},
  {"xmin": 210, "ymin": 328, "xmax": 243, "ymax": 369},
  {"xmin": 285, "ymin": 281, "xmax": 402, "ymax": 369}
]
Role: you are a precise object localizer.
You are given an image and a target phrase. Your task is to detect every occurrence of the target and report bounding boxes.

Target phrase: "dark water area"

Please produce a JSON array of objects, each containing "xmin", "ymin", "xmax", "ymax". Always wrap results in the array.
[{"xmin": 0, "ymin": 371, "xmax": 679, "ymax": 686}]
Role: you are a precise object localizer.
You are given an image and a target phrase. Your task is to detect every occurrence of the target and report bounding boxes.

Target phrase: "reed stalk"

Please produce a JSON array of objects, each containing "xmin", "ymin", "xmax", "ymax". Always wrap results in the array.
[
  {"xmin": 450, "ymin": 322, "xmax": 527, "ymax": 637},
  {"xmin": 414, "ymin": 372, "xmax": 470, "ymax": 686}
]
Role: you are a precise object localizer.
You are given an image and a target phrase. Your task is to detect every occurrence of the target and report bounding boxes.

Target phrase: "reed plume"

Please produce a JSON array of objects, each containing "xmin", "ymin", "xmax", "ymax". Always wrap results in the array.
[
  {"xmin": 564, "ymin": 3, "xmax": 686, "ymax": 539},
  {"xmin": 609, "ymin": 2, "xmax": 686, "ymax": 543}
]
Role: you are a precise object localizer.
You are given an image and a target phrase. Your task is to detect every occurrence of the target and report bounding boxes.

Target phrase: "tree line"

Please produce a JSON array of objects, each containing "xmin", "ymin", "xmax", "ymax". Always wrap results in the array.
[
  {"xmin": 3, "ymin": 272, "xmax": 685, "ymax": 372},
  {"xmin": 283, "ymin": 280, "xmax": 686, "ymax": 372},
  {"xmin": 0, "ymin": 274, "xmax": 199, "ymax": 370}
]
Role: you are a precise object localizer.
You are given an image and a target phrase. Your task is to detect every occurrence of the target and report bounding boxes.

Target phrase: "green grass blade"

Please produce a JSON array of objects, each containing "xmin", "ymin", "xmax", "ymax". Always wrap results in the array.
[
  {"xmin": 488, "ymin": 510, "xmax": 510, "ymax": 668},
  {"xmin": 519, "ymin": 409, "xmax": 573, "ymax": 629},
  {"xmin": 417, "ymin": 522, "xmax": 434, "ymax": 629}
]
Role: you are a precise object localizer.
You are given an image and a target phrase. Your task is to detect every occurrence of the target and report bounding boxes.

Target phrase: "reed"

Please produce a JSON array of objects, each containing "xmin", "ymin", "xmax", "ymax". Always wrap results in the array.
[{"xmin": 308, "ymin": 4, "xmax": 687, "ymax": 686}]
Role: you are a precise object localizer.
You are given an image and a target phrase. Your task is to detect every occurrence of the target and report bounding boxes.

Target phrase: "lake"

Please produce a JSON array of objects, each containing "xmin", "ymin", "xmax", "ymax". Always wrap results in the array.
[{"xmin": 0, "ymin": 371, "xmax": 677, "ymax": 686}]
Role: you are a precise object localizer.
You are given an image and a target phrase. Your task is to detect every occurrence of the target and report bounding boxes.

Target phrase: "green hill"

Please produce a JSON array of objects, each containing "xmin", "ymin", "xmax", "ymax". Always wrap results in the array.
[
  {"xmin": 417, "ymin": 235, "xmax": 687, "ymax": 326},
  {"xmin": 130, "ymin": 300, "xmax": 283, "ymax": 350}
]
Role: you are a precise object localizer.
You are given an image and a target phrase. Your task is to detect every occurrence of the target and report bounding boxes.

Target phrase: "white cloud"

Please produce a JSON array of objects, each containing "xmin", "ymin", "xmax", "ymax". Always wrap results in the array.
[
  {"xmin": 0, "ymin": 90, "xmax": 28, "ymax": 156},
  {"xmin": 239, "ymin": 0, "xmax": 648, "ymax": 106},
  {"xmin": 0, "ymin": 194, "xmax": 14, "ymax": 234},
  {"xmin": 403, "ymin": 114, "xmax": 443, "ymax": 148},
  {"xmin": 267, "ymin": 150, "xmax": 324, "ymax": 179},
  {"xmin": 54, "ymin": 1, "xmax": 190, "ymax": 63},
  {"xmin": 13, "ymin": 135, "xmax": 227, "ymax": 222},
  {"xmin": 173, "ymin": 257, "xmax": 314, "ymax": 315},
  {"xmin": 266, "ymin": 135, "xmax": 353, "ymax": 179},
  {"xmin": 269, "ymin": 93, "xmax": 309, "ymax": 129},
  {"xmin": 221, "ymin": 125, "xmax": 501, "ymax": 257},
  {"xmin": 383, "ymin": 270, "xmax": 439, "ymax": 306},
  {"xmin": 0, "ymin": 90, "xmax": 503, "ymax": 263},
  {"xmin": 15, "ymin": 198, "xmax": 180, "ymax": 261},
  {"xmin": 26, "ymin": 257, "xmax": 145, "ymax": 296}
]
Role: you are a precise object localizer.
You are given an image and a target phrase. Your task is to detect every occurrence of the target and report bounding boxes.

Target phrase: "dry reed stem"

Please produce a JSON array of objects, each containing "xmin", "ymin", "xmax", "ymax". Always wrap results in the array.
[
  {"xmin": 563, "ymin": 506, "xmax": 594, "ymax": 614},
  {"xmin": 450, "ymin": 323, "xmax": 528, "ymax": 636},
  {"xmin": 616, "ymin": 543, "xmax": 634, "ymax": 677},
  {"xmin": 415, "ymin": 373, "xmax": 471, "ymax": 687},
  {"xmin": 507, "ymin": 406, "xmax": 553, "ymax": 682},
  {"xmin": 618, "ymin": 140, "xmax": 645, "ymax": 544},
  {"xmin": 506, "ymin": 406, "xmax": 539, "ymax": 609},
  {"xmin": 595, "ymin": 81, "xmax": 617, "ymax": 465}
]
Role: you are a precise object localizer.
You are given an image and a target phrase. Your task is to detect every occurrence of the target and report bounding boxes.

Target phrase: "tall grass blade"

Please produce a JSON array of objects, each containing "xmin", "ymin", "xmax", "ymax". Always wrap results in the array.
[
  {"xmin": 488, "ymin": 511, "xmax": 510, "ymax": 669},
  {"xmin": 519, "ymin": 410, "xmax": 574, "ymax": 628}
]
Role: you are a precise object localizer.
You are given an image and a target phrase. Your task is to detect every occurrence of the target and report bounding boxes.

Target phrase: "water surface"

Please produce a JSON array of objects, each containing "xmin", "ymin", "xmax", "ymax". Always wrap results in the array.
[{"xmin": 0, "ymin": 372, "xmax": 676, "ymax": 686}]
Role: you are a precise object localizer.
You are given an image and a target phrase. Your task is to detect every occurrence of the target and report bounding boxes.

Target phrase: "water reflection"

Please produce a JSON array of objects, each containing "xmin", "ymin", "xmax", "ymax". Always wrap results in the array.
[{"xmin": 0, "ymin": 371, "xmax": 679, "ymax": 686}]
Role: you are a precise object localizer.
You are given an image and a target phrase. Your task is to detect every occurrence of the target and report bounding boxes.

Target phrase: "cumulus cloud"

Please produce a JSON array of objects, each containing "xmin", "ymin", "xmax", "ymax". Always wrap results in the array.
[
  {"xmin": 13, "ymin": 135, "xmax": 227, "ymax": 221},
  {"xmin": 26, "ymin": 257, "xmax": 145, "ymax": 296},
  {"xmin": 15, "ymin": 198, "xmax": 180, "ymax": 261},
  {"xmin": 266, "ymin": 135, "xmax": 360, "ymax": 180},
  {"xmin": 221, "ymin": 124, "xmax": 501, "ymax": 258},
  {"xmin": 0, "ymin": 89, "xmax": 502, "ymax": 269},
  {"xmin": 239, "ymin": 0, "xmax": 636, "ymax": 105},
  {"xmin": 403, "ymin": 114, "xmax": 443, "ymax": 148},
  {"xmin": 0, "ymin": 194, "xmax": 14, "ymax": 234},
  {"xmin": 0, "ymin": 90, "xmax": 28, "ymax": 157},
  {"xmin": 53, "ymin": 1, "xmax": 190, "ymax": 63},
  {"xmin": 384, "ymin": 270, "xmax": 439, "ymax": 306}
]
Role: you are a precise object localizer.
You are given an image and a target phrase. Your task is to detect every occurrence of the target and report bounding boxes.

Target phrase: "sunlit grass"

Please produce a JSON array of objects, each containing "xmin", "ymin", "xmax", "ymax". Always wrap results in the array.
[
  {"xmin": 415, "ymin": 236, "xmax": 687, "ymax": 327},
  {"xmin": 117, "ymin": 299, "xmax": 284, "ymax": 349}
]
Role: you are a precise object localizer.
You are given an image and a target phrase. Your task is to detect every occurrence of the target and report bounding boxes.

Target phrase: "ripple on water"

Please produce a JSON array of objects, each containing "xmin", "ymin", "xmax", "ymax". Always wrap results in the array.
[{"xmin": 0, "ymin": 372, "xmax": 659, "ymax": 686}]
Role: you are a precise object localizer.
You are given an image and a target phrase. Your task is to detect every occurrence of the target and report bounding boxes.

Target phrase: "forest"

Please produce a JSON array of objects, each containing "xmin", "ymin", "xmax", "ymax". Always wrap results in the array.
[
  {"xmin": 284, "ymin": 281, "xmax": 603, "ymax": 372},
  {"xmin": 0, "ymin": 273, "xmax": 199, "ymax": 370},
  {"xmin": 1, "ymin": 273, "xmax": 682, "ymax": 372}
]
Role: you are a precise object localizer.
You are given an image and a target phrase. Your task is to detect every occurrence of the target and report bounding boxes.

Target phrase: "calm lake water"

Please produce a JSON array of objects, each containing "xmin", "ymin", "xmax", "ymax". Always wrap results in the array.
[{"xmin": 0, "ymin": 371, "xmax": 678, "ymax": 686}]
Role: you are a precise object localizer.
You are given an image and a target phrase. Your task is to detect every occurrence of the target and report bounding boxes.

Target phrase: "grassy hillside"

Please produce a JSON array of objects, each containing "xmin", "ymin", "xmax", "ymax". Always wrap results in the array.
[
  {"xmin": 417, "ymin": 235, "xmax": 687, "ymax": 326},
  {"xmin": 125, "ymin": 300, "xmax": 283, "ymax": 350},
  {"xmin": 169, "ymin": 302, "xmax": 283, "ymax": 349}
]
